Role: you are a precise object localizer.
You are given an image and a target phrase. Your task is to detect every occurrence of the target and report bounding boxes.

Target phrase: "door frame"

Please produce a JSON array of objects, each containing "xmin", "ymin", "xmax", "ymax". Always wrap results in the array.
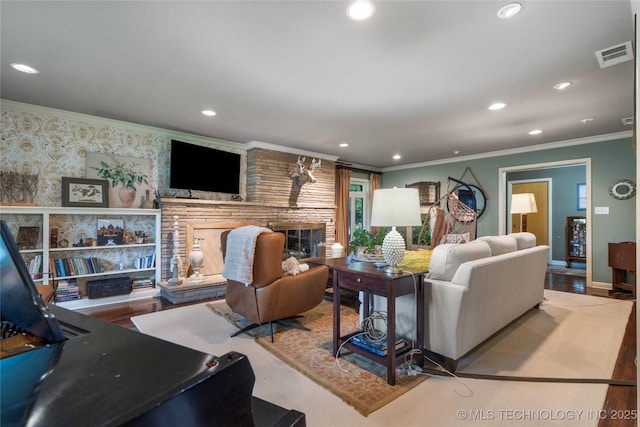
[
  {"xmin": 507, "ymin": 178, "xmax": 552, "ymax": 264},
  {"xmin": 498, "ymin": 158, "xmax": 592, "ymax": 287}
]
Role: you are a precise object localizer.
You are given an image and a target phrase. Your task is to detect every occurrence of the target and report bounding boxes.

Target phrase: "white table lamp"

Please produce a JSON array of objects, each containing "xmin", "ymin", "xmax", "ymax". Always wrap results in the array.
[
  {"xmin": 370, "ymin": 188, "xmax": 422, "ymax": 273},
  {"xmin": 510, "ymin": 193, "xmax": 537, "ymax": 232}
]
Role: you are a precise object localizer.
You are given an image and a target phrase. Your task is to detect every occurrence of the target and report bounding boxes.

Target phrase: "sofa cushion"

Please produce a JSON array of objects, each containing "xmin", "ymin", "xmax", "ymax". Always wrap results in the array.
[
  {"xmin": 427, "ymin": 240, "xmax": 491, "ymax": 281},
  {"xmin": 508, "ymin": 232, "xmax": 537, "ymax": 250},
  {"xmin": 476, "ymin": 235, "xmax": 517, "ymax": 256}
]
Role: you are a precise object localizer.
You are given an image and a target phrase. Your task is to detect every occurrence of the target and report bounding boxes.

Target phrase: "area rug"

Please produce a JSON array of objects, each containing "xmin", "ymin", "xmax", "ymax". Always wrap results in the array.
[
  {"xmin": 207, "ymin": 300, "xmax": 427, "ymax": 416},
  {"xmin": 547, "ymin": 265, "xmax": 587, "ymax": 277},
  {"xmin": 131, "ymin": 290, "xmax": 633, "ymax": 426},
  {"xmin": 455, "ymin": 290, "xmax": 633, "ymax": 381}
]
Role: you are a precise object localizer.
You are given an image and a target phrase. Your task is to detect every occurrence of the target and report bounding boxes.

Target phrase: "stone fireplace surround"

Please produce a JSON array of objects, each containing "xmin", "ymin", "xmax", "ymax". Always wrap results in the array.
[
  {"xmin": 158, "ymin": 198, "xmax": 335, "ymax": 282},
  {"xmin": 157, "ymin": 148, "xmax": 337, "ymax": 283}
]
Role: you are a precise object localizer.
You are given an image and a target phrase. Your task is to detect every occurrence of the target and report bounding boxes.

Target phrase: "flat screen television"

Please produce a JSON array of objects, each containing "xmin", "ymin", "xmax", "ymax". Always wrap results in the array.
[
  {"xmin": 170, "ymin": 140, "xmax": 241, "ymax": 195},
  {"xmin": 0, "ymin": 220, "xmax": 65, "ymax": 342}
]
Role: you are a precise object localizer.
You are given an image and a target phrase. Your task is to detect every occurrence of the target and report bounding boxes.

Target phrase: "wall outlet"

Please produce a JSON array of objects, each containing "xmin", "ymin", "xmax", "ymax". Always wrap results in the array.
[{"xmin": 594, "ymin": 206, "xmax": 609, "ymax": 214}]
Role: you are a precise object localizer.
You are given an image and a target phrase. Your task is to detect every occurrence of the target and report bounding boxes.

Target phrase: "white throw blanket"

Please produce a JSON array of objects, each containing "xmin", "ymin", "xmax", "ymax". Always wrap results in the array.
[{"xmin": 223, "ymin": 225, "xmax": 273, "ymax": 285}]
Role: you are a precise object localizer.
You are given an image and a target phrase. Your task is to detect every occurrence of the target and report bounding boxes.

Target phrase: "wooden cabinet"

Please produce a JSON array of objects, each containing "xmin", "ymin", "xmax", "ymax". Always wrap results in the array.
[
  {"xmin": 0, "ymin": 206, "xmax": 161, "ymax": 309},
  {"xmin": 608, "ymin": 242, "xmax": 636, "ymax": 297},
  {"xmin": 566, "ymin": 216, "xmax": 586, "ymax": 268}
]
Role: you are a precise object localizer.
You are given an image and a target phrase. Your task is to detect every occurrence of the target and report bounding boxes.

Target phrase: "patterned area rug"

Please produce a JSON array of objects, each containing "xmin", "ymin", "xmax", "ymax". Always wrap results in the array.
[{"xmin": 208, "ymin": 300, "xmax": 427, "ymax": 416}]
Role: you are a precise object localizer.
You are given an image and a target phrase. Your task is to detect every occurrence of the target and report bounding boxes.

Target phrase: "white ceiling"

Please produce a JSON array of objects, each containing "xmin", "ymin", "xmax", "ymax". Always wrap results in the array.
[{"xmin": 1, "ymin": 1, "xmax": 634, "ymax": 169}]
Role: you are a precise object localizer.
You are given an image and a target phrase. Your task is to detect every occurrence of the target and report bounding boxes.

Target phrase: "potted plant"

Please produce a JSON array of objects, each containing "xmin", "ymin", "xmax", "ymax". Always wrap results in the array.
[
  {"xmin": 92, "ymin": 156, "xmax": 149, "ymax": 208},
  {"xmin": 347, "ymin": 227, "xmax": 374, "ymax": 257}
]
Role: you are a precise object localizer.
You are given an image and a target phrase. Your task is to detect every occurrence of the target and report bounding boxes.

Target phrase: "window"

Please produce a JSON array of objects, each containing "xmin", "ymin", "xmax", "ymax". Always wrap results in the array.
[
  {"xmin": 576, "ymin": 183, "xmax": 586, "ymax": 211},
  {"xmin": 349, "ymin": 178, "xmax": 370, "ymax": 239}
]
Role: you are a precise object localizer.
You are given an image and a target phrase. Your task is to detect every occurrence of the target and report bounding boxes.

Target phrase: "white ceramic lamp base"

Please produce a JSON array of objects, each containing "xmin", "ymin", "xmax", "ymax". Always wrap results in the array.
[{"xmin": 381, "ymin": 227, "xmax": 405, "ymax": 274}]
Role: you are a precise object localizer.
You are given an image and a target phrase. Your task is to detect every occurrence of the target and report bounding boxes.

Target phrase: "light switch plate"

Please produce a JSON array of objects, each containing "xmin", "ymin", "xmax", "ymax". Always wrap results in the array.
[{"xmin": 594, "ymin": 206, "xmax": 609, "ymax": 214}]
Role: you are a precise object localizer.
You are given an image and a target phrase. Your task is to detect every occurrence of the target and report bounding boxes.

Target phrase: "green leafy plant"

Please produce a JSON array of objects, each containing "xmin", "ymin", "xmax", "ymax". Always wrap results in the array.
[
  {"xmin": 347, "ymin": 227, "xmax": 374, "ymax": 256},
  {"xmin": 92, "ymin": 156, "xmax": 149, "ymax": 190},
  {"xmin": 372, "ymin": 228, "xmax": 388, "ymax": 246}
]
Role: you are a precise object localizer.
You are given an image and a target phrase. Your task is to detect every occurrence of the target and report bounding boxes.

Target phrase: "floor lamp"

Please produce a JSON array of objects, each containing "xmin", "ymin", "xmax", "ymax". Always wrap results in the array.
[
  {"xmin": 510, "ymin": 193, "xmax": 537, "ymax": 232},
  {"xmin": 370, "ymin": 187, "xmax": 422, "ymax": 274}
]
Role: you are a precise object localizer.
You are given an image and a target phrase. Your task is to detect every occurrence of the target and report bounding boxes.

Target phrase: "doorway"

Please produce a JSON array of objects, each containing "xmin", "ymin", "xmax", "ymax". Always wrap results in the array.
[
  {"xmin": 509, "ymin": 180, "xmax": 550, "ymax": 246},
  {"xmin": 499, "ymin": 158, "xmax": 592, "ymax": 287}
]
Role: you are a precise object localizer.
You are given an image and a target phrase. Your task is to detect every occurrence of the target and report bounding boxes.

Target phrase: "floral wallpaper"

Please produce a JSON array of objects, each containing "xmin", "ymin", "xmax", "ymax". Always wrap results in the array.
[{"xmin": 0, "ymin": 102, "xmax": 246, "ymax": 206}]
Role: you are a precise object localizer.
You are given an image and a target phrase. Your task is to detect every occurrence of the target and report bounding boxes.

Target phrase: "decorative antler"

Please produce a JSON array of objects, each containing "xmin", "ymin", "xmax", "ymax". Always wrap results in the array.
[
  {"xmin": 292, "ymin": 156, "xmax": 321, "ymax": 186},
  {"xmin": 309, "ymin": 158, "xmax": 321, "ymax": 172}
]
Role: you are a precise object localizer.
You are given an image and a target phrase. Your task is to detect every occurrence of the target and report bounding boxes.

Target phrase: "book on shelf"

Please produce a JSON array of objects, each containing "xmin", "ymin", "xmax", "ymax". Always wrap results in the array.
[
  {"xmin": 350, "ymin": 334, "xmax": 407, "ymax": 356},
  {"xmin": 54, "ymin": 279, "xmax": 82, "ymax": 302}
]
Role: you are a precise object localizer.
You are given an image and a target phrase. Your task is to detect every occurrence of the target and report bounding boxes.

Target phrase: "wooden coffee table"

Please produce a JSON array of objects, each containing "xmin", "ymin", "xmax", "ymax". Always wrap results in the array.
[{"xmin": 320, "ymin": 257, "xmax": 427, "ymax": 385}]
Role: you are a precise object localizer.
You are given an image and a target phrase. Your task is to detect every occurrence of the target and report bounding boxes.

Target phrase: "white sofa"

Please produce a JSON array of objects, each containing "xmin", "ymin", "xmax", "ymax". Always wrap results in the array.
[{"xmin": 371, "ymin": 232, "xmax": 550, "ymax": 371}]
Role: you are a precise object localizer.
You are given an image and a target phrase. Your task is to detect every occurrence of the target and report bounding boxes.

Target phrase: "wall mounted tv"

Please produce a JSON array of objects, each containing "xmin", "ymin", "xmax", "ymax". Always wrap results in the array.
[{"xmin": 170, "ymin": 140, "xmax": 241, "ymax": 195}]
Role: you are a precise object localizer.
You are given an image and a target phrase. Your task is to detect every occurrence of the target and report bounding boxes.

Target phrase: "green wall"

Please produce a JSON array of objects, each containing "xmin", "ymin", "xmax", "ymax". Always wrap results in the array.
[{"xmin": 381, "ymin": 137, "xmax": 636, "ymax": 284}]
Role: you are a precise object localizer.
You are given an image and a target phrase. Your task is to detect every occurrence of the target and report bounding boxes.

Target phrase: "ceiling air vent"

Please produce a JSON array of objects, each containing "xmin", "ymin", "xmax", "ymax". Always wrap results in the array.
[
  {"xmin": 595, "ymin": 41, "xmax": 633, "ymax": 68},
  {"xmin": 621, "ymin": 117, "xmax": 634, "ymax": 126}
]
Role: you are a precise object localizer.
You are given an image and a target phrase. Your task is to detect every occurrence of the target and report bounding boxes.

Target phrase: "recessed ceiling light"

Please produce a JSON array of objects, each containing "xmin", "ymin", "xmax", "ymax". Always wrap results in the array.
[
  {"xmin": 453, "ymin": 150, "xmax": 461, "ymax": 155},
  {"xmin": 580, "ymin": 118, "xmax": 594, "ymax": 124},
  {"xmin": 339, "ymin": 143, "xmax": 349, "ymax": 148},
  {"xmin": 497, "ymin": 3, "xmax": 522, "ymax": 19},
  {"xmin": 528, "ymin": 129, "xmax": 543, "ymax": 135},
  {"xmin": 347, "ymin": 1, "xmax": 375, "ymax": 21},
  {"xmin": 488, "ymin": 102, "xmax": 506, "ymax": 111},
  {"xmin": 553, "ymin": 81, "xmax": 572, "ymax": 90},
  {"xmin": 392, "ymin": 154, "xmax": 401, "ymax": 160},
  {"xmin": 201, "ymin": 110, "xmax": 217, "ymax": 117},
  {"xmin": 10, "ymin": 63, "xmax": 39, "ymax": 74}
]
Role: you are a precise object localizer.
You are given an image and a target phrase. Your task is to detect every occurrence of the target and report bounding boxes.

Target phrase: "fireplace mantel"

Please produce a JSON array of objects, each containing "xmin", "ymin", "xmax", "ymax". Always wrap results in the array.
[{"xmin": 158, "ymin": 197, "xmax": 336, "ymax": 210}]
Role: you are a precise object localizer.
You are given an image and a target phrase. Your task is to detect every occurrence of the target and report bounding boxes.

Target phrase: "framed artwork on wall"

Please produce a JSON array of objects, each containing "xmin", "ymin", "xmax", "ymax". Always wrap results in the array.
[
  {"xmin": 61, "ymin": 177, "xmax": 109, "ymax": 208},
  {"xmin": 406, "ymin": 181, "xmax": 440, "ymax": 206},
  {"xmin": 86, "ymin": 152, "xmax": 150, "ymax": 209}
]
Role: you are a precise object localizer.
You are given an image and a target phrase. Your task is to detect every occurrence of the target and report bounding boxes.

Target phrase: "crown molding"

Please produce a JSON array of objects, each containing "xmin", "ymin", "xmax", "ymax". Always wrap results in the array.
[{"xmin": 381, "ymin": 131, "xmax": 633, "ymax": 172}]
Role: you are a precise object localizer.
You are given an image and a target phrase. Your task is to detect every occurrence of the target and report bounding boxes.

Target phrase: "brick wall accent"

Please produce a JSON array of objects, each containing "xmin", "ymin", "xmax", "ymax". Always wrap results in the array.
[{"xmin": 159, "ymin": 148, "xmax": 336, "ymax": 281}]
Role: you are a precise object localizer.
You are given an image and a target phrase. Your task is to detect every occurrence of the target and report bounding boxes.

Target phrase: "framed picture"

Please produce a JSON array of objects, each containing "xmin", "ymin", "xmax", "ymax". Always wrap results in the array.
[
  {"xmin": 16, "ymin": 226, "xmax": 40, "ymax": 250},
  {"xmin": 97, "ymin": 219, "xmax": 124, "ymax": 246},
  {"xmin": 61, "ymin": 177, "xmax": 109, "ymax": 207},
  {"xmin": 406, "ymin": 181, "xmax": 440, "ymax": 206},
  {"xmin": 86, "ymin": 152, "xmax": 151, "ymax": 209}
]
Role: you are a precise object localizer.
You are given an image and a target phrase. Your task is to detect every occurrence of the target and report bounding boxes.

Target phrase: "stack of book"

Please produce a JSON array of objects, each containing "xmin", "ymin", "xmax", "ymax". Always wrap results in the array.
[
  {"xmin": 351, "ymin": 334, "xmax": 406, "ymax": 356},
  {"xmin": 54, "ymin": 279, "xmax": 82, "ymax": 302},
  {"xmin": 50, "ymin": 257, "xmax": 103, "ymax": 277},
  {"xmin": 132, "ymin": 277, "xmax": 154, "ymax": 290}
]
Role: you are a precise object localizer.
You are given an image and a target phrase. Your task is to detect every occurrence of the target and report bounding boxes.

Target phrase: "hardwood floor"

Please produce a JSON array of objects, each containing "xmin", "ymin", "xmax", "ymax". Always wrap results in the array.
[{"xmin": 79, "ymin": 271, "xmax": 637, "ymax": 426}]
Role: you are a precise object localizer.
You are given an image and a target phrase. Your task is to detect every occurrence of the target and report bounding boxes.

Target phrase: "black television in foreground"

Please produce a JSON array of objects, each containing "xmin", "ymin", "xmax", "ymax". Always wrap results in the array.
[
  {"xmin": 0, "ymin": 220, "xmax": 65, "ymax": 343},
  {"xmin": 170, "ymin": 140, "xmax": 241, "ymax": 195}
]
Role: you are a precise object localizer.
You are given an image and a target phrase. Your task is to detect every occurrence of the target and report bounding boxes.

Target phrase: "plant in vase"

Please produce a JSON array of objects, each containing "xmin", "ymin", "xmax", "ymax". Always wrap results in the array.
[
  {"xmin": 92, "ymin": 156, "xmax": 149, "ymax": 208},
  {"xmin": 347, "ymin": 227, "xmax": 374, "ymax": 258}
]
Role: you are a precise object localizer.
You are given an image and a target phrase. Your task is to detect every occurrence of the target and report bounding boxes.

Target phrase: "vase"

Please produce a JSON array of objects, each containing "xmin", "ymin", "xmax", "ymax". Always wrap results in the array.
[
  {"xmin": 118, "ymin": 186, "xmax": 136, "ymax": 208},
  {"xmin": 189, "ymin": 238, "xmax": 204, "ymax": 282}
]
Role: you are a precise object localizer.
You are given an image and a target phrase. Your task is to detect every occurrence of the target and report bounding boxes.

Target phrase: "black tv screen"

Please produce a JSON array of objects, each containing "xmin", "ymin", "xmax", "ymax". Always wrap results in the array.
[{"xmin": 170, "ymin": 140, "xmax": 241, "ymax": 194}]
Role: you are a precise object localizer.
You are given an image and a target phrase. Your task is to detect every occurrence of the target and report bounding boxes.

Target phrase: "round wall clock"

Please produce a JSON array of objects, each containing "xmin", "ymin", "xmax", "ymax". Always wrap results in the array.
[{"xmin": 608, "ymin": 179, "xmax": 636, "ymax": 200}]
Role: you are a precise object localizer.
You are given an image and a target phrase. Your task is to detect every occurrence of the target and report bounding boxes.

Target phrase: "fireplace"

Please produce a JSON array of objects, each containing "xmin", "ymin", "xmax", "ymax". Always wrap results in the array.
[{"xmin": 269, "ymin": 222, "xmax": 326, "ymax": 261}]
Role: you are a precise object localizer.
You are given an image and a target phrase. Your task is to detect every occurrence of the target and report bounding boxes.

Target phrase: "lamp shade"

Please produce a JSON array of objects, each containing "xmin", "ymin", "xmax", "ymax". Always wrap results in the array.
[
  {"xmin": 510, "ymin": 193, "xmax": 538, "ymax": 214},
  {"xmin": 370, "ymin": 188, "xmax": 422, "ymax": 227}
]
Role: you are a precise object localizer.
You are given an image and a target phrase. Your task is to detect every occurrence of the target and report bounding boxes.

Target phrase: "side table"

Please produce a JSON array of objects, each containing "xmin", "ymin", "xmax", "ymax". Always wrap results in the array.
[{"xmin": 321, "ymin": 257, "xmax": 426, "ymax": 386}]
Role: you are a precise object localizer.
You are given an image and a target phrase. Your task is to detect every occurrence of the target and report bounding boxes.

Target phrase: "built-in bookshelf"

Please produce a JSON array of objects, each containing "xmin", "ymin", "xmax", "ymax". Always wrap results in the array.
[{"xmin": 0, "ymin": 206, "xmax": 161, "ymax": 309}]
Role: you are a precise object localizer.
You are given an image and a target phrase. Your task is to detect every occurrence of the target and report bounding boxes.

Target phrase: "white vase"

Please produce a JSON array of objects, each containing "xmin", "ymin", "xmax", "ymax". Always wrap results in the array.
[{"xmin": 189, "ymin": 238, "xmax": 204, "ymax": 282}]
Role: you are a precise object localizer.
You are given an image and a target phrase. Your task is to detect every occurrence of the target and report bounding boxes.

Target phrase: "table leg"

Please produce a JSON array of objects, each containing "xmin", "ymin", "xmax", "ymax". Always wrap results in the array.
[
  {"xmin": 415, "ymin": 274, "xmax": 425, "ymax": 369},
  {"xmin": 387, "ymin": 286, "xmax": 396, "ymax": 386},
  {"xmin": 332, "ymin": 270, "xmax": 340, "ymax": 356}
]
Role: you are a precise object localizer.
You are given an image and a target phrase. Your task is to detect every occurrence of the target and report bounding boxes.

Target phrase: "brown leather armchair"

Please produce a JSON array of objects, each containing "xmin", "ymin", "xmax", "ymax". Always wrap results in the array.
[{"xmin": 221, "ymin": 230, "xmax": 329, "ymax": 341}]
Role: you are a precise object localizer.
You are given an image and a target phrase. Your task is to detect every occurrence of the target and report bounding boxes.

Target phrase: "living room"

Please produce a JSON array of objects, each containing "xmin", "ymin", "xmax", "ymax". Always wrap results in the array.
[{"xmin": 1, "ymin": 1, "xmax": 638, "ymax": 426}]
